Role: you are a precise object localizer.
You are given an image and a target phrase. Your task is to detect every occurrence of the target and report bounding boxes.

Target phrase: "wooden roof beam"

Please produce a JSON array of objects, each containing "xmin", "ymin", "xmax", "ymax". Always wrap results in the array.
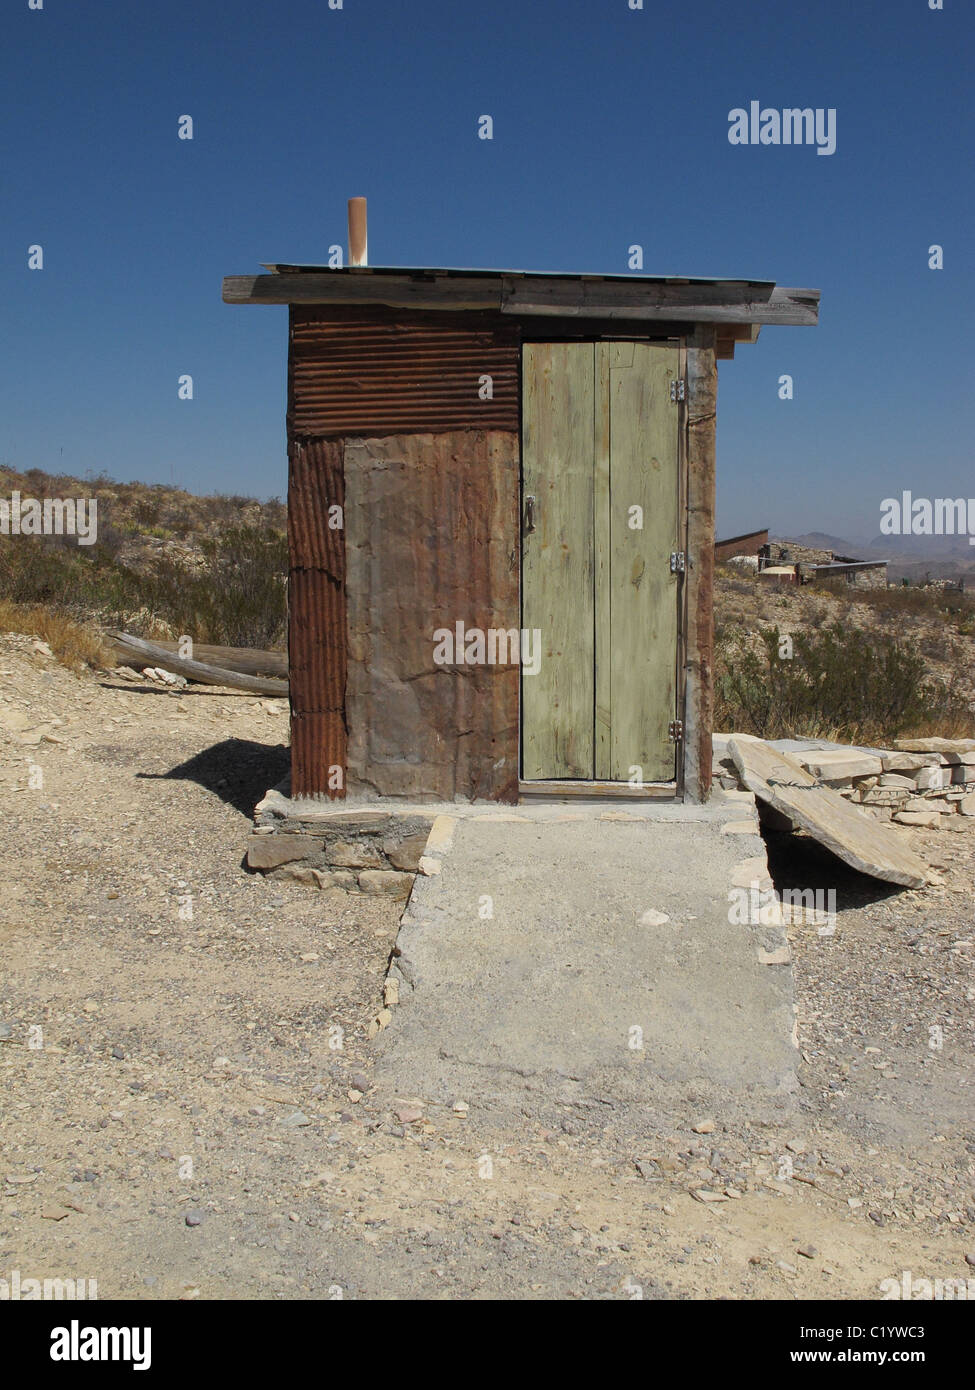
[{"xmin": 222, "ymin": 273, "xmax": 819, "ymax": 326}]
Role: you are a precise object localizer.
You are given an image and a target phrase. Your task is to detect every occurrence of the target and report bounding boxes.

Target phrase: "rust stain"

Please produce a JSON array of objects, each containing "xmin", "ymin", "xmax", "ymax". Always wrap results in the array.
[
  {"xmin": 343, "ymin": 431, "xmax": 520, "ymax": 802},
  {"xmin": 288, "ymin": 439, "xmax": 347, "ymax": 799}
]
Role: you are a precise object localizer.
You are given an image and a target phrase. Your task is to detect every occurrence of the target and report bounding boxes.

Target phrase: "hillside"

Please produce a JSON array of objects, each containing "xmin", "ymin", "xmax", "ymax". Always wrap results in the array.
[
  {"xmin": 715, "ymin": 563, "xmax": 975, "ymax": 743},
  {"xmin": 0, "ymin": 467, "xmax": 288, "ymax": 652}
]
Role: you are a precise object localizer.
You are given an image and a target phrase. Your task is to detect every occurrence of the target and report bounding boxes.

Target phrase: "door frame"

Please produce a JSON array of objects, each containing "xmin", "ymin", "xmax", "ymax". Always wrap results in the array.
[{"xmin": 517, "ymin": 334, "xmax": 689, "ymax": 800}]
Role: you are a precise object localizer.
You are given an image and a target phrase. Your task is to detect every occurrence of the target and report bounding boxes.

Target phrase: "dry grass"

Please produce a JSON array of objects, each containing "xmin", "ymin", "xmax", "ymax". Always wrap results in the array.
[{"xmin": 0, "ymin": 600, "xmax": 114, "ymax": 671}]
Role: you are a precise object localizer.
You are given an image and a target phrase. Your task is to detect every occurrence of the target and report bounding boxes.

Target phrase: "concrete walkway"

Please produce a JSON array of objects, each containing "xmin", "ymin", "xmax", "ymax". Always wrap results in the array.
[{"xmin": 375, "ymin": 794, "xmax": 799, "ymax": 1128}]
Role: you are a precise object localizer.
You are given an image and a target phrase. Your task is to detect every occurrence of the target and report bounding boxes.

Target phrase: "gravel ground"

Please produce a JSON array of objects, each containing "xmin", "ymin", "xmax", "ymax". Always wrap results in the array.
[{"xmin": 1, "ymin": 634, "xmax": 972, "ymax": 1300}]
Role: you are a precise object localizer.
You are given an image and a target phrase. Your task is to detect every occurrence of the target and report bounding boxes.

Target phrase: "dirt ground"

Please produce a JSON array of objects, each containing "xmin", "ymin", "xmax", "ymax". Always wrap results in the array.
[{"xmin": 1, "ymin": 634, "xmax": 972, "ymax": 1300}]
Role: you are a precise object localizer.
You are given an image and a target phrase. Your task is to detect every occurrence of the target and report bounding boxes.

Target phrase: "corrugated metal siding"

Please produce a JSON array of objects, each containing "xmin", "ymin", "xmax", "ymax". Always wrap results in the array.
[
  {"xmin": 289, "ymin": 306, "xmax": 520, "ymax": 436},
  {"xmin": 343, "ymin": 431, "xmax": 520, "ymax": 802},
  {"xmin": 288, "ymin": 439, "xmax": 347, "ymax": 799}
]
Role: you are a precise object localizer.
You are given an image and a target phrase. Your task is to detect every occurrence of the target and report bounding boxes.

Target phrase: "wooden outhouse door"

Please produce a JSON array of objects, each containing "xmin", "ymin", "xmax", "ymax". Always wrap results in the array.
[{"xmin": 521, "ymin": 341, "xmax": 682, "ymax": 783}]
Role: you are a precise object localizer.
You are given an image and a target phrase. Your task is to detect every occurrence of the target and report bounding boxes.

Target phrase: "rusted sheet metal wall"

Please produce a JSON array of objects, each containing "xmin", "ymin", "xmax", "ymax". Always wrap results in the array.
[
  {"xmin": 288, "ymin": 438, "xmax": 347, "ymax": 798},
  {"xmin": 343, "ymin": 431, "xmax": 520, "ymax": 802},
  {"xmin": 289, "ymin": 306, "xmax": 520, "ymax": 436}
]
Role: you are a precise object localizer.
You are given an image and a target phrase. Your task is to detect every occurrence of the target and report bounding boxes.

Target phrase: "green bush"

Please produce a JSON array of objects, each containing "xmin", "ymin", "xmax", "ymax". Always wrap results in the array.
[
  {"xmin": 0, "ymin": 524, "xmax": 288, "ymax": 649},
  {"xmin": 141, "ymin": 526, "xmax": 288, "ymax": 648},
  {"xmin": 715, "ymin": 622, "xmax": 974, "ymax": 744}
]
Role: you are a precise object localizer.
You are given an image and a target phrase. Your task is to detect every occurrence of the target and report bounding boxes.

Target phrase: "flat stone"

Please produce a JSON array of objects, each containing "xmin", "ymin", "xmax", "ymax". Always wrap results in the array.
[
  {"xmin": 881, "ymin": 752, "xmax": 943, "ymax": 772},
  {"xmin": 275, "ymin": 864, "xmax": 321, "ymax": 886},
  {"xmin": 290, "ymin": 807, "xmax": 395, "ymax": 829},
  {"xmin": 878, "ymin": 774, "xmax": 915, "ymax": 789},
  {"xmin": 797, "ymin": 750, "xmax": 883, "ymax": 782},
  {"xmin": 246, "ymin": 834, "xmax": 322, "ymax": 870},
  {"xmin": 720, "ymin": 819, "xmax": 760, "ymax": 835},
  {"xmin": 893, "ymin": 737, "xmax": 975, "ymax": 756},
  {"xmin": 425, "ymin": 815, "xmax": 457, "ymax": 855},
  {"xmin": 916, "ymin": 766, "xmax": 950, "ymax": 790},
  {"xmin": 327, "ymin": 839, "xmax": 383, "ymax": 869},
  {"xmin": 859, "ymin": 787, "xmax": 910, "ymax": 806},
  {"xmin": 893, "ymin": 811, "xmax": 942, "ymax": 828},
  {"xmin": 312, "ymin": 868, "xmax": 357, "ymax": 890},
  {"xmin": 383, "ymin": 831, "xmax": 431, "ymax": 872},
  {"xmin": 357, "ymin": 870, "xmax": 414, "ymax": 900},
  {"xmin": 958, "ymin": 794, "xmax": 975, "ymax": 816},
  {"xmin": 728, "ymin": 737, "xmax": 928, "ymax": 888}
]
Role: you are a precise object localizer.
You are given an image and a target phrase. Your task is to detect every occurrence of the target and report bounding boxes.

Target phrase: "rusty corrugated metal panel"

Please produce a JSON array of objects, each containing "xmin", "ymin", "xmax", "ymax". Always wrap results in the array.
[
  {"xmin": 288, "ymin": 439, "xmax": 347, "ymax": 799},
  {"xmin": 344, "ymin": 431, "xmax": 520, "ymax": 803},
  {"xmin": 289, "ymin": 306, "xmax": 519, "ymax": 436}
]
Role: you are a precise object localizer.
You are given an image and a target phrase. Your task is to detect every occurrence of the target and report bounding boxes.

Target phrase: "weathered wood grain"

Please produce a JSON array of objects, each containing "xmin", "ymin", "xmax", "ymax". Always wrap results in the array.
[
  {"xmin": 108, "ymin": 632, "xmax": 288, "ymax": 695},
  {"xmin": 224, "ymin": 272, "xmax": 819, "ymax": 326},
  {"xmin": 521, "ymin": 343, "xmax": 595, "ymax": 780},
  {"xmin": 603, "ymin": 342, "xmax": 679, "ymax": 782}
]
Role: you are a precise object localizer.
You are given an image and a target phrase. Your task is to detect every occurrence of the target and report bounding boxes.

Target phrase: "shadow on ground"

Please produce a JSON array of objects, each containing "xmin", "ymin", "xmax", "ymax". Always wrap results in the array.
[
  {"xmin": 138, "ymin": 738, "xmax": 289, "ymax": 817},
  {"xmin": 761, "ymin": 826, "xmax": 903, "ymax": 912}
]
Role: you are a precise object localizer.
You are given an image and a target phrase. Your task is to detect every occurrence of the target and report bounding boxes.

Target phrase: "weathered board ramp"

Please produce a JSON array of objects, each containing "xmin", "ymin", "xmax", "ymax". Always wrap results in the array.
[{"xmin": 729, "ymin": 736, "xmax": 928, "ymax": 888}]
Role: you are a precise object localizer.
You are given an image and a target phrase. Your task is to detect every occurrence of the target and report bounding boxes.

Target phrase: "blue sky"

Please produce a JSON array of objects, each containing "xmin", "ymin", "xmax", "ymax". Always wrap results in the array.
[{"xmin": 2, "ymin": 0, "xmax": 970, "ymax": 541}]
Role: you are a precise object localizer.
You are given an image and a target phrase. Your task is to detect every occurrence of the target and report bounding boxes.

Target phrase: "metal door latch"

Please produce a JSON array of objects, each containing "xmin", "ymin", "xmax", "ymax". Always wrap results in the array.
[{"xmin": 523, "ymin": 494, "xmax": 536, "ymax": 534}]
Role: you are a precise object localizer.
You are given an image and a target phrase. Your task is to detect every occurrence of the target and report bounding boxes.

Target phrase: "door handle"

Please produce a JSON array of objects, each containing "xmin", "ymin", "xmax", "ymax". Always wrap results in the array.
[{"xmin": 524, "ymin": 494, "xmax": 536, "ymax": 534}]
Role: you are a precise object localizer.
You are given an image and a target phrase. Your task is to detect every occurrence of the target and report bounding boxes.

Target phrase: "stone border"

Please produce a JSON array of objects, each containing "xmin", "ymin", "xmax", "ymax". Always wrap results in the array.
[{"xmin": 713, "ymin": 736, "xmax": 975, "ymax": 831}]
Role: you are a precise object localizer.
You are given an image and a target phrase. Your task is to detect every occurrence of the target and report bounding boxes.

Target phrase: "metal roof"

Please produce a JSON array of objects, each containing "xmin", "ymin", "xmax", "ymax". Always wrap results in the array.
[{"xmin": 262, "ymin": 264, "xmax": 778, "ymax": 288}]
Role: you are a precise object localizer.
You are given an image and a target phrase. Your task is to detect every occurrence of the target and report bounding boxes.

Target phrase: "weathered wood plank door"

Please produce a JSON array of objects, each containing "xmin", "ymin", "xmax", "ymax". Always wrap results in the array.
[
  {"xmin": 521, "ymin": 343, "xmax": 596, "ymax": 779},
  {"xmin": 521, "ymin": 340, "xmax": 680, "ymax": 783}
]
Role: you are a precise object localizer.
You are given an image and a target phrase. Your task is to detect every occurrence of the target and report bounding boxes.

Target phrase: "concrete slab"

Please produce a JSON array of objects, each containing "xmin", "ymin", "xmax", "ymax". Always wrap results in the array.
[
  {"xmin": 374, "ymin": 809, "xmax": 798, "ymax": 1128},
  {"xmin": 729, "ymin": 737, "xmax": 929, "ymax": 888}
]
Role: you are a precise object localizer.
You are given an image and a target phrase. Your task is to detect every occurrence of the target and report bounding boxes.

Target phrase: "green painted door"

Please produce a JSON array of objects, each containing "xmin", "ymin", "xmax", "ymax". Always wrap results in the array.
[{"xmin": 521, "ymin": 341, "xmax": 680, "ymax": 783}]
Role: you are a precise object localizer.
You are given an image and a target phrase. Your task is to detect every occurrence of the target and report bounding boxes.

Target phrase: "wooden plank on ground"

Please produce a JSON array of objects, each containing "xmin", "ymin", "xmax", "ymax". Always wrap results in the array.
[
  {"xmin": 108, "ymin": 632, "xmax": 288, "ymax": 696},
  {"xmin": 109, "ymin": 637, "xmax": 287, "ymax": 679},
  {"xmin": 728, "ymin": 736, "xmax": 929, "ymax": 888}
]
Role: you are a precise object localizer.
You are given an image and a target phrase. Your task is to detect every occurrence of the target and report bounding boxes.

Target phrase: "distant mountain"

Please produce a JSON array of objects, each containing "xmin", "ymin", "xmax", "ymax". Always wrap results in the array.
[
  {"xmin": 780, "ymin": 531, "xmax": 975, "ymax": 583},
  {"xmin": 784, "ymin": 532, "xmax": 871, "ymax": 557}
]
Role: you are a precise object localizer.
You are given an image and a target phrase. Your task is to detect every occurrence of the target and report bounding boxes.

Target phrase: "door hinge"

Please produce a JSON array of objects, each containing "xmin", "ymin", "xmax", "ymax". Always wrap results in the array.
[
  {"xmin": 670, "ymin": 378, "xmax": 685, "ymax": 402},
  {"xmin": 669, "ymin": 550, "xmax": 685, "ymax": 575},
  {"xmin": 668, "ymin": 719, "xmax": 684, "ymax": 742}
]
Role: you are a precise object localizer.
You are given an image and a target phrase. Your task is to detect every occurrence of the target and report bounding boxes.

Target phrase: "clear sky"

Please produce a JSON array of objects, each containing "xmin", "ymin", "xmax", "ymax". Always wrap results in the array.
[{"xmin": 2, "ymin": 0, "xmax": 971, "ymax": 541}]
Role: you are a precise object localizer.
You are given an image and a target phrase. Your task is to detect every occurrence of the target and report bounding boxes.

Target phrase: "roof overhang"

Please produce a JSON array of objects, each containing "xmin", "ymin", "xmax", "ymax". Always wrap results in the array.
[{"xmin": 222, "ymin": 265, "xmax": 819, "ymax": 359}]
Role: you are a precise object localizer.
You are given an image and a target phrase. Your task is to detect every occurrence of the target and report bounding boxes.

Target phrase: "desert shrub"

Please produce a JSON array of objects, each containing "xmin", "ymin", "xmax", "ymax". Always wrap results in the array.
[
  {"xmin": 0, "ymin": 599, "xmax": 112, "ymax": 669},
  {"xmin": 715, "ymin": 622, "xmax": 974, "ymax": 744},
  {"xmin": 0, "ymin": 534, "xmax": 144, "ymax": 617},
  {"xmin": 816, "ymin": 578, "xmax": 975, "ymax": 630},
  {"xmin": 141, "ymin": 525, "xmax": 287, "ymax": 648}
]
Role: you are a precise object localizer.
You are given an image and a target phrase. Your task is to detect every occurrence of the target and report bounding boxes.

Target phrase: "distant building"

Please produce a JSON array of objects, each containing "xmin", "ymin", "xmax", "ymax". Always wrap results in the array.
[
  {"xmin": 715, "ymin": 532, "xmax": 887, "ymax": 589},
  {"xmin": 714, "ymin": 529, "xmax": 768, "ymax": 564},
  {"xmin": 762, "ymin": 539, "xmax": 887, "ymax": 590}
]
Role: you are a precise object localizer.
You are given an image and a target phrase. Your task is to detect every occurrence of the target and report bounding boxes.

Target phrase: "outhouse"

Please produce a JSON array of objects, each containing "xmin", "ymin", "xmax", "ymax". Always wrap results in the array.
[{"xmin": 224, "ymin": 204, "xmax": 819, "ymax": 805}]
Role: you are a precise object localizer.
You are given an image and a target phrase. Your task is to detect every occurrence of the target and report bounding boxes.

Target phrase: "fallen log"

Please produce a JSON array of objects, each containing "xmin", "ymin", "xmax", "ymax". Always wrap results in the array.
[
  {"xmin": 108, "ymin": 631, "xmax": 289, "ymax": 697},
  {"xmin": 109, "ymin": 637, "xmax": 287, "ymax": 679},
  {"xmin": 108, "ymin": 635, "xmax": 286, "ymax": 679}
]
